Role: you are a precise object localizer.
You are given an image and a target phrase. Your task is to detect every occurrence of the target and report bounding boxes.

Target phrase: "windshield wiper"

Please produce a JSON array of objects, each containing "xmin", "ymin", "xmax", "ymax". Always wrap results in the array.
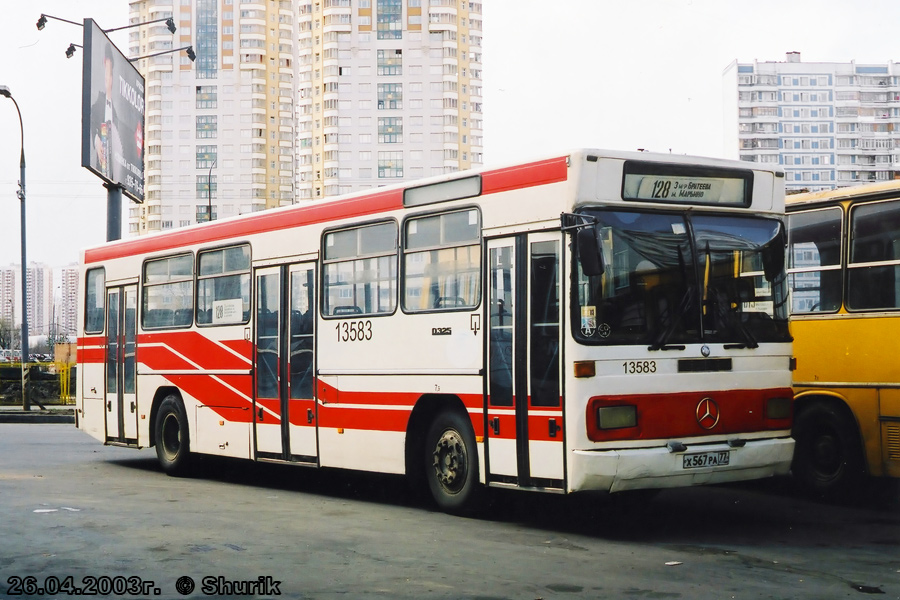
[
  {"xmin": 723, "ymin": 313, "xmax": 759, "ymax": 350},
  {"xmin": 648, "ymin": 243, "xmax": 693, "ymax": 351},
  {"xmin": 706, "ymin": 283, "xmax": 760, "ymax": 349},
  {"xmin": 648, "ymin": 285, "xmax": 693, "ymax": 351}
]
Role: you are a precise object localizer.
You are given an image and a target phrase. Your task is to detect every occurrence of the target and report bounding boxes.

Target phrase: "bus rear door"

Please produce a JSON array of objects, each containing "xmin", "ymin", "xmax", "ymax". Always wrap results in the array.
[
  {"xmin": 105, "ymin": 283, "xmax": 138, "ymax": 445},
  {"xmin": 486, "ymin": 233, "xmax": 565, "ymax": 489}
]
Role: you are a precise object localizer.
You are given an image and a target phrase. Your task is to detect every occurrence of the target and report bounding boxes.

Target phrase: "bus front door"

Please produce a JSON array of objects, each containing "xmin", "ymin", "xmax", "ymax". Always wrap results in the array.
[
  {"xmin": 105, "ymin": 284, "xmax": 138, "ymax": 445},
  {"xmin": 254, "ymin": 264, "xmax": 318, "ymax": 463},
  {"xmin": 486, "ymin": 234, "xmax": 565, "ymax": 489}
]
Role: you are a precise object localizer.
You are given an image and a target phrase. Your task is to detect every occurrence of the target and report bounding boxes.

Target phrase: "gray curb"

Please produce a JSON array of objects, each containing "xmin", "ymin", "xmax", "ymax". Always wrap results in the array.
[{"xmin": 0, "ymin": 408, "xmax": 75, "ymax": 424}]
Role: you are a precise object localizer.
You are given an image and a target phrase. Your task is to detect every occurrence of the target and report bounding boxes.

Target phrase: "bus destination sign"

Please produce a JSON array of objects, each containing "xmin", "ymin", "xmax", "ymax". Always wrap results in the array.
[
  {"xmin": 623, "ymin": 174, "xmax": 748, "ymax": 205},
  {"xmin": 621, "ymin": 161, "xmax": 752, "ymax": 207}
]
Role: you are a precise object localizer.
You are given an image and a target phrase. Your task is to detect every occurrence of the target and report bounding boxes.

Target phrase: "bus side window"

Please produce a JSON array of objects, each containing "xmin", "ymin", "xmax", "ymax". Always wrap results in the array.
[
  {"xmin": 197, "ymin": 244, "xmax": 251, "ymax": 326},
  {"xmin": 403, "ymin": 209, "xmax": 481, "ymax": 313},
  {"xmin": 787, "ymin": 207, "xmax": 842, "ymax": 313},
  {"xmin": 848, "ymin": 199, "xmax": 900, "ymax": 310},
  {"xmin": 141, "ymin": 254, "xmax": 194, "ymax": 330},
  {"xmin": 85, "ymin": 268, "xmax": 105, "ymax": 334},
  {"xmin": 323, "ymin": 221, "xmax": 398, "ymax": 317}
]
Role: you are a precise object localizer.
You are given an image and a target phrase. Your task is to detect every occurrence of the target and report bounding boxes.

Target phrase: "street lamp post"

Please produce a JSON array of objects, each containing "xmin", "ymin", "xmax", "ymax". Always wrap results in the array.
[{"xmin": 0, "ymin": 85, "xmax": 30, "ymax": 411}]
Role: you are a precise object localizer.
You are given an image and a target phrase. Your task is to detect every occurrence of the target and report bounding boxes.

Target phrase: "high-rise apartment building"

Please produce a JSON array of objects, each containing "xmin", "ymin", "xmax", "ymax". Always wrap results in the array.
[
  {"xmin": 59, "ymin": 266, "xmax": 79, "ymax": 337},
  {"xmin": 0, "ymin": 264, "xmax": 68, "ymax": 342},
  {"xmin": 128, "ymin": 0, "xmax": 296, "ymax": 234},
  {"xmin": 26, "ymin": 264, "xmax": 54, "ymax": 340},
  {"xmin": 296, "ymin": 0, "xmax": 483, "ymax": 199},
  {"xmin": 127, "ymin": 0, "xmax": 482, "ymax": 235},
  {"xmin": 724, "ymin": 52, "xmax": 900, "ymax": 193},
  {"xmin": 0, "ymin": 267, "xmax": 14, "ymax": 328}
]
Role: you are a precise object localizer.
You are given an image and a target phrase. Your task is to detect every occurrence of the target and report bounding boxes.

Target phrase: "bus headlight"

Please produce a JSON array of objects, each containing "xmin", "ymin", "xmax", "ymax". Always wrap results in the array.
[
  {"xmin": 597, "ymin": 405, "xmax": 637, "ymax": 430},
  {"xmin": 766, "ymin": 396, "xmax": 792, "ymax": 420}
]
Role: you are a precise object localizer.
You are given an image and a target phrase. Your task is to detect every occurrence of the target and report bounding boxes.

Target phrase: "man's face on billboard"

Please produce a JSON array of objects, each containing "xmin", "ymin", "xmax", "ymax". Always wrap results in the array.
[{"xmin": 104, "ymin": 56, "xmax": 113, "ymax": 94}]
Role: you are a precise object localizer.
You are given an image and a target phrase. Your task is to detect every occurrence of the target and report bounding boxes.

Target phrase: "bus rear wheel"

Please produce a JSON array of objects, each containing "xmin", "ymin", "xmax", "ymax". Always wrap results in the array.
[
  {"xmin": 155, "ymin": 394, "xmax": 192, "ymax": 476},
  {"xmin": 425, "ymin": 410, "xmax": 481, "ymax": 515},
  {"xmin": 792, "ymin": 403, "xmax": 864, "ymax": 498}
]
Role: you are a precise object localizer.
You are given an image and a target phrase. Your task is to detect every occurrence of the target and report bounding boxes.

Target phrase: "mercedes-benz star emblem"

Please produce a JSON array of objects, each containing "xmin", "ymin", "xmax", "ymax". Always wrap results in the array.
[{"xmin": 695, "ymin": 397, "xmax": 720, "ymax": 430}]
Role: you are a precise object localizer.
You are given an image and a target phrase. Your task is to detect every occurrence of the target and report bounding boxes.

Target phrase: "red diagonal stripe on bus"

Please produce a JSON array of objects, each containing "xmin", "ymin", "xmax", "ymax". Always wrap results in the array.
[
  {"xmin": 165, "ymin": 373, "xmax": 254, "ymax": 423},
  {"xmin": 137, "ymin": 331, "xmax": 251, "ymax": 371},
  {"xmin": 255, "ymin": 398, "xmax": 283, "ymax": 425},
  {"xmin": 220, "ymin": 339, "xmax": 252, "ymax": 360}
]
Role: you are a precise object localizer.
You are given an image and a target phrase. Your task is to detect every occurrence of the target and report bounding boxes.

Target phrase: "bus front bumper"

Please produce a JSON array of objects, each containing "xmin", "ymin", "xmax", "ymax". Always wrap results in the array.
[{"xmin": 569, "ymin": 436, "xmax": 794, "ymax": 493}]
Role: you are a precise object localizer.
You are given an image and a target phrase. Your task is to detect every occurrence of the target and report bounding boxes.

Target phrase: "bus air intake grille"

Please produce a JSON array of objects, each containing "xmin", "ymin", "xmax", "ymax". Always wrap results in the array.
[
  {"xmin": 677, "ymin": 358, "xmax": 733, "ymax": 373},
  {"xmin": 887, "ymin": 423, "xmax": 900, "ymax": 461}
]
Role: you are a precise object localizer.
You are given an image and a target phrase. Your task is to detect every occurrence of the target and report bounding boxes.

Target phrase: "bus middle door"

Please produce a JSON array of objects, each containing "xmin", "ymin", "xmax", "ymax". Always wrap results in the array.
[
  {"xmin": 254, "ymin": 263, "xmax": 318, "ymax": 463},
  {"xmin": 486, "ymin": 233, "xmax": 565, "ymax": 489}
]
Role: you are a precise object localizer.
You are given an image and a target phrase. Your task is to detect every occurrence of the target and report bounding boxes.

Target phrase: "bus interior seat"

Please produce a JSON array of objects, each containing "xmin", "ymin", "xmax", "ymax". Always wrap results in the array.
[
  {"xmin": 174, "ymin": 308, "xmax": 193, "ymax": 326},
  {"xmin": 143, "ymin": 308, "xmax": 174, "ymax": 328}
]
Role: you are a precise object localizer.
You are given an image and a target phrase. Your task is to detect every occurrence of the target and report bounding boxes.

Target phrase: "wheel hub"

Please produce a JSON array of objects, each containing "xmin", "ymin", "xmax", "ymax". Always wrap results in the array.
[
  {"xmin": 432, "ymin": 431, "xmax": 466, "ymax": 492},
  {"xmin": 812, "ymin": 432, "xmax": 840, "ymax": 475},
  {"xmin": 162, "ymin": 414, "xmax": 181, "ymax": 459}
]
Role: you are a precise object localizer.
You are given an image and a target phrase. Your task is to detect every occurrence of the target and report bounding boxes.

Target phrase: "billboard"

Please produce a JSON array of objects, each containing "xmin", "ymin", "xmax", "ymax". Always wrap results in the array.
[{"xmin": 81, "ymin": 18, "xmax": 145, "ymax": 202}]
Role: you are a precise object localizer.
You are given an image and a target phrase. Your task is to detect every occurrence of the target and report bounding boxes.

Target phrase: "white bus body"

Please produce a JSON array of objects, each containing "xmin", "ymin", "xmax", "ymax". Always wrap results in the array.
[{"xmin": 76, "ymin": 149, "xmax": 794, "ymax": 513}]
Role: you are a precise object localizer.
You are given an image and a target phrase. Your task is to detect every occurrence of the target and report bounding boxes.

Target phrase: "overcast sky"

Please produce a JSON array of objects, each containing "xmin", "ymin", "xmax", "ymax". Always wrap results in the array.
[{"xmin": 1, "ymin": 0, "xmax": 900, "ymax": 267}]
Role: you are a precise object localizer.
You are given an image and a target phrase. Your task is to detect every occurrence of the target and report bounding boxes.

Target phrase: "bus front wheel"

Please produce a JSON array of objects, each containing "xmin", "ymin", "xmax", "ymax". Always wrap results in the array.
[
  {"xmin": 792, "ymin": 402, "xmax": 864, "ymax": 497},
  {"xmin": 155, "ymin": 394, "xmax": 192, "ymax": 476},
  {"xmin": 425, "ymin": 410, "xmax": 481, "ymax": 514}
]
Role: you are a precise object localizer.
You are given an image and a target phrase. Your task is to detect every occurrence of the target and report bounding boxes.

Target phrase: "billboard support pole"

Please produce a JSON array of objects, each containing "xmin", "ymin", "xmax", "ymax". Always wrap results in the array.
[{"xmin": 105, "ymin": 183, "xmax": 122, "ymax": 242}]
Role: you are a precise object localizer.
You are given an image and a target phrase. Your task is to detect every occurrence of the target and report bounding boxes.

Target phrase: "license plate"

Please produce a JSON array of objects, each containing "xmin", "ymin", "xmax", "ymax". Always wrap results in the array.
[{"xmin": 682, "ymin": 451, "xmax": 730, "ymax": 469}]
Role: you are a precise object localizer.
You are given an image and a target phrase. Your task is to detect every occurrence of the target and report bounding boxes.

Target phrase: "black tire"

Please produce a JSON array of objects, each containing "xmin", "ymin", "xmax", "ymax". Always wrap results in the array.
[
  {"xmin": 425, "ymin": 410, "xmax": 482, "ymax": 515},
  {"xmin": 155, "ymin": 394, "xmax": 192, "ymax": 476},
  {"xmin": 792, "ymin": 402, "xmax": 865, "ymax": 498}
]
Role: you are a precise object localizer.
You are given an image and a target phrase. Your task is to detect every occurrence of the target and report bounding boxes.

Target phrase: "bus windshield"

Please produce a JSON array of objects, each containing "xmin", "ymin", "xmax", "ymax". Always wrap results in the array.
[{"xmin": 574, "ymin": 209, "xmax": 790, "ymax": 348}]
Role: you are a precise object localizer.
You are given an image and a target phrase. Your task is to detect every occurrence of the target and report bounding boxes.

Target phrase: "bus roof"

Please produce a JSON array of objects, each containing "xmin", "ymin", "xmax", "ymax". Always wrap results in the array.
[
  {"xmin": 786, "ymin": 180, "xmax": 900, "ymax": 209},
  {"xmin": 83, "ymin": 148, "xmax": 781, "ymax": 265},
  {"xmin": 83, "ymin": 153, "xmax": 572, "ymax": 264}
]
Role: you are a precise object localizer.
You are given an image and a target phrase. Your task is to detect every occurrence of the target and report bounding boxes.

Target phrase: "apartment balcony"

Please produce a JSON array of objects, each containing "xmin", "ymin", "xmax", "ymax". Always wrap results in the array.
[
  {"xmin": 738, "ymin": 126, "xmax": 779, "ymax": 136},
  {"xmin": 323, "ymin": 4, "xmax": 351, "ymax": 18},
  {"xmin": 741, "ymin": 111, "xmax": 779, "ymax": 122},
  {"xmin": 147, "ymin": 1, "xmax": 174, "ymax": 16},
  {"xmin": 240, "ymin": 15, "xmax": 266, "ymax": 28},
  {"xmin": 858, "ymin": 79, "xmax": 892, "ymax": 88},
  {"xmin": 736, "ymin": 99, "xmax": 779, "ymax": 110},
  {"xmin": 833, "ymin": 128, "xmax": 859, "ymax": 138}
]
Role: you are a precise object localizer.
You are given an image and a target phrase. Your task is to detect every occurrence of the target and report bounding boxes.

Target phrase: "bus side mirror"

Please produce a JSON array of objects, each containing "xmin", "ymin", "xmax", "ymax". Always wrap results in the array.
[
  {"xmin": 763, "ymin": 228, "xmax": 786, "ymax": 281},
  {"xmin": 577, "ymin": 226, "xmax": 604, "ymax": 276}
]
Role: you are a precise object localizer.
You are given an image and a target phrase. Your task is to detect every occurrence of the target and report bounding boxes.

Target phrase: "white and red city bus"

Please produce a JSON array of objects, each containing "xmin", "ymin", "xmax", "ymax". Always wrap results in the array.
[{"xmin": 76, "ymin": 149, "xmax": 794, "ymax": 513}]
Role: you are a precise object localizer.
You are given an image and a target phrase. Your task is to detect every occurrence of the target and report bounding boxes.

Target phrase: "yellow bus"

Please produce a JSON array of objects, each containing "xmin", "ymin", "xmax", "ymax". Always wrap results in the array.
[{"xmin": 786, "ymin": 181, "xmax": 900, "ymax": 496}]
